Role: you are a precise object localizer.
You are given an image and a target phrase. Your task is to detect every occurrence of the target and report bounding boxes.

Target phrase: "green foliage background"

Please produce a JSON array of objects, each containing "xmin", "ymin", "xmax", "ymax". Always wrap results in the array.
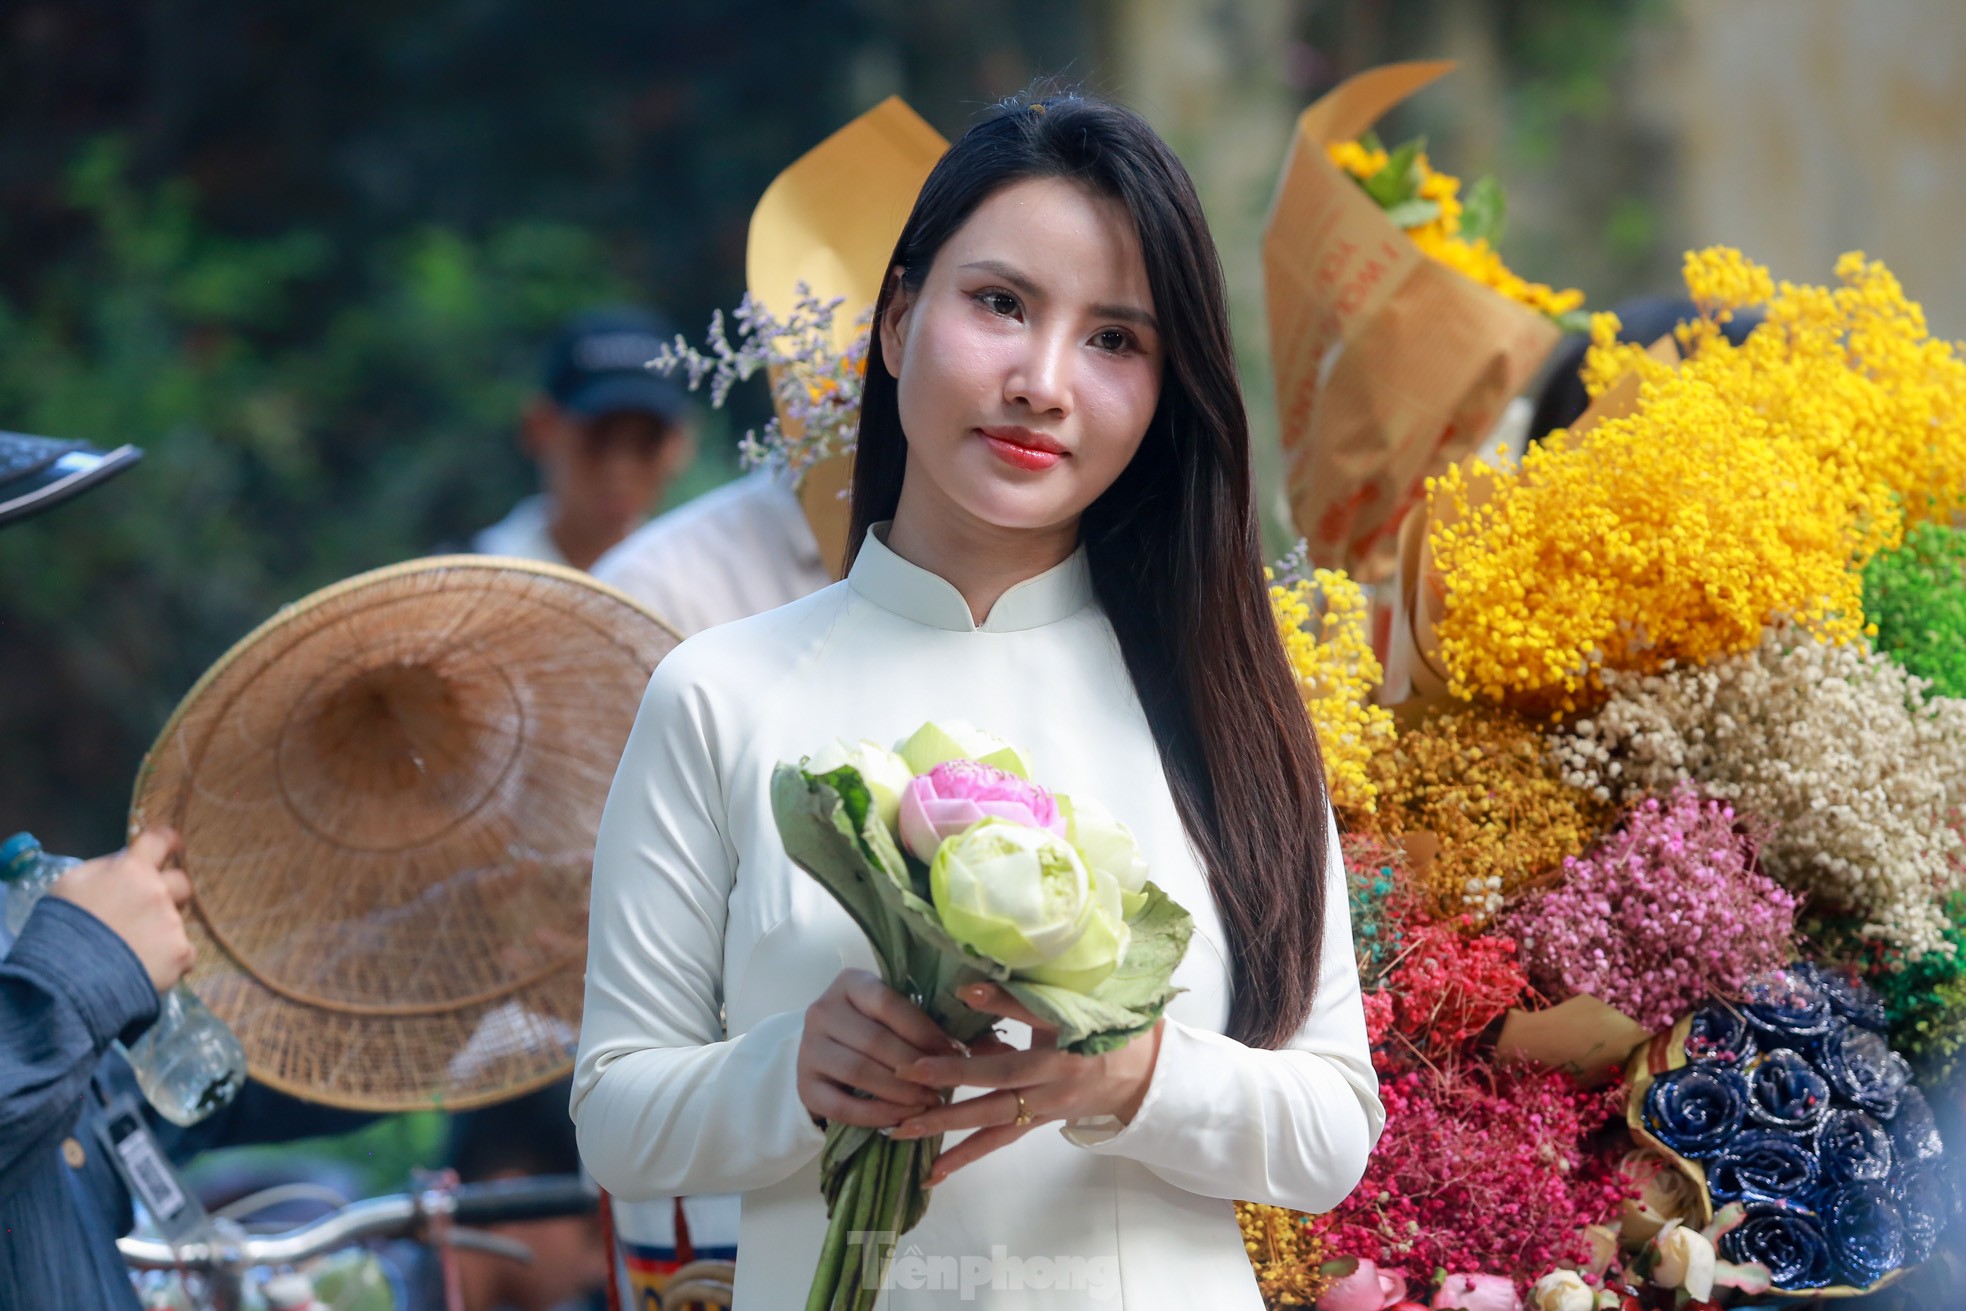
[{"xmin": 0, "ymin": 1, "xmax": 1100, "ymax": 854}]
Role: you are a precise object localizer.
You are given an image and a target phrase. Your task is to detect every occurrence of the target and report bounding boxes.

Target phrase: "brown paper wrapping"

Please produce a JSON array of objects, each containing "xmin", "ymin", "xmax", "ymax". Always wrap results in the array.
[
  {"xmin": 1623, "ymin": 1016, "xmax": 1716, "ymax": 1233},
  {"xmin": 1493, "ymin": 993, "xmax": 1654, "ymax": 1090},
  {"xmin": 1380, "ymin": 460, "xmax": 1499, "ymax": 704},
  {"xmin": 744, "ymin": 96, "xmax": 947, "ymax": 577},
  {"xmin": 1618, "ymin": 1147, "xmax": 1709, "ymax": 1250},
  {"xmin": 1263, "ymin": 61, "xmax": 1561, "ymax": 585}
]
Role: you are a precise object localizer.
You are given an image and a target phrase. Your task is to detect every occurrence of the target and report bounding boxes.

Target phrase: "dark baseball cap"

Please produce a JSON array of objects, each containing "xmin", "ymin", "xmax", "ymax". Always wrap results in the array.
[
  {"xmin": 0, "ymin": 431, "xmax": 143, "ymax": 528},
  {"xmin": 541, "ymin": 308, "xmax": 691, "ymax": 424}
]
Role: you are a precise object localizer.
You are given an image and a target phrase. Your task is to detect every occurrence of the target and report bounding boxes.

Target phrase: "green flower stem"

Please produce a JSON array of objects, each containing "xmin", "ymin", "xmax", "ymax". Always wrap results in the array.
[
  {"xmin": 805, "ymin": 1162, "xmax": 860, "ymax": 1311},
  {"xmin": 841, "ymin": 1143, "xmax": 881, "ymax": 1310},
  {"xmin": 856, "ymin": 1133, "xmax": 930, "ymax": 1311}
]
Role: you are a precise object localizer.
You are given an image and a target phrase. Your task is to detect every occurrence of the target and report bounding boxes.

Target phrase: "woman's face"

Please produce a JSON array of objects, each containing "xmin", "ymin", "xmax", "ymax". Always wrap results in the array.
[{"xmin": 880, "ymin": 175, "xmax": 1163, "ymax": 535}]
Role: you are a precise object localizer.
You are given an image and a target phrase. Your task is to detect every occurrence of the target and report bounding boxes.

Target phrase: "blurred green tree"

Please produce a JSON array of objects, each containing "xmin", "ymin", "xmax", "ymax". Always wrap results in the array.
[{"xmin": 0, "ymin": 142, "xmax": 648, "ymax": 847}]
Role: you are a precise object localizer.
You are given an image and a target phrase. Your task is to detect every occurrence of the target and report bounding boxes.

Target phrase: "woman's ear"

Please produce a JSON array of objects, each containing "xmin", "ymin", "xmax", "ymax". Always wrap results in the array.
[{"xmin": 877, "ymin": 266, "xmax": 912, "ymax": 374}]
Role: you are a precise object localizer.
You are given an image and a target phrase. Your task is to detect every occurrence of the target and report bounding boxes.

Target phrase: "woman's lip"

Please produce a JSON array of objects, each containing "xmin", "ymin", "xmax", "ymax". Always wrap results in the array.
[
  {"xmin": 977, "ymin": 426, "xmax": 1067, "ymax": 455},
  {"xmin": 977, "ymin": 426, "xmax": 1067, "ymax": 472},
  {"xmin": 981, "ymin": 433, "xmax": 1063, "ymax": 471}
]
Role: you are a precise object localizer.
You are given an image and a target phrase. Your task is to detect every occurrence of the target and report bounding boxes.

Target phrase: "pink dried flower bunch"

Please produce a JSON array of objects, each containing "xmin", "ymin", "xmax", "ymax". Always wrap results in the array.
[
  {"xmin": 1506, "ymin": 787, "xmax": 1797, "ymax": 1031},
  {"xmin": 1314, "ymin": 1065, "xmax": 1630, "ymax": 1289}
]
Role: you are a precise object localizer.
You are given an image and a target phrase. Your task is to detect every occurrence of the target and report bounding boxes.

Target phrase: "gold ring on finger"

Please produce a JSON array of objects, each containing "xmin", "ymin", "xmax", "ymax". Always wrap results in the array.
[{"xmin": 1013, "ymin": 1091, "xmax": 1033, "ymax": 1126}]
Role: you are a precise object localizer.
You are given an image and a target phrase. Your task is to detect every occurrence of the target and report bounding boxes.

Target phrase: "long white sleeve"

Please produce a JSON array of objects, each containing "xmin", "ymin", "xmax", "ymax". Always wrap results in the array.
[
  {"xmin": 1062, "ymin": 820, "xmax": 1383, "ymax": 1214},
  {"xmin": 571, "ymin": 651, "xmax": 824, "ymax": 1202}
]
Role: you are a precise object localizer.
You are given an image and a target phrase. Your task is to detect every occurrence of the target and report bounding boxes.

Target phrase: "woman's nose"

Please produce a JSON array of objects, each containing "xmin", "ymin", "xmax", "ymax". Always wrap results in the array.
[{"xmin": 1005, "ymin": 330, "xmax": 1074, "ymax": 416}]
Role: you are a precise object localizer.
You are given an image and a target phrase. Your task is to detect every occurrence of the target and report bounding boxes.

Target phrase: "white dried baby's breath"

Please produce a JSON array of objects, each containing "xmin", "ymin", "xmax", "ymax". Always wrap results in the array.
[{"xmin": 1551, "ymin": 624, "xmax": 1966, "ymax": 958}]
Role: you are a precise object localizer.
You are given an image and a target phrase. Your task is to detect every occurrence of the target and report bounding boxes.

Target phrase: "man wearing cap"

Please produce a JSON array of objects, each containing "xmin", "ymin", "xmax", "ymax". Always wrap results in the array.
[
  {"xmin": 475, "ymin": 308, "xmax": 696, "ymax": 572},
  {"xmin": 2, "ymin": 431, "xmax": 371, "ymax": 1310}
]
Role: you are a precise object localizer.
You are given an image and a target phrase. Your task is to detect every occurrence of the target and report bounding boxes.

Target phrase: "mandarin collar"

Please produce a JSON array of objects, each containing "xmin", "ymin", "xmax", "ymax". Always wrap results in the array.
[{"xmin": 847, "ymin": 522, "xmax": 1094, "ymax": 633}]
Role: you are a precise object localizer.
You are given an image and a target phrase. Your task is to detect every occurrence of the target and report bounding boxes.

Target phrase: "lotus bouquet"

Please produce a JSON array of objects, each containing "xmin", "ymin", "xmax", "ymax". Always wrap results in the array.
[{"xmin": 771, "ymin": 720, "xmax": 1195, "ymax": 1311}]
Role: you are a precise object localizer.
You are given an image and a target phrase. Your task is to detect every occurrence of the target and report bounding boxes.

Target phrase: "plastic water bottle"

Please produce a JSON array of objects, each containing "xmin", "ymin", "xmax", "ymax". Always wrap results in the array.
[
  {"xmin": 2, "ymin": 832, "xmax": 248, "ymax": 1126},
  {"xmin": 1, "ymin": 831, "xmax": 73, "ymax": 936}
]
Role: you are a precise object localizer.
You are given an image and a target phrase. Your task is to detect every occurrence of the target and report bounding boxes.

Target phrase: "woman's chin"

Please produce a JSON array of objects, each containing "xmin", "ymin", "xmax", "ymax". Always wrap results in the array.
[
  {"xmin": 949, "ymin": 485, "xmax": 1084, "ymax": 534},
  {"xmin": 930, "ymin": 452, "xmax": 1084, "ymax": 530}
]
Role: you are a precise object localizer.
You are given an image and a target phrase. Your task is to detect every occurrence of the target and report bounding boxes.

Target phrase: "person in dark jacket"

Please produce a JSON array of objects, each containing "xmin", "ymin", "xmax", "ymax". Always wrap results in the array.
[{"xmin": 0, "ymin": 431, "xmax": 371, "ymax": 1310}]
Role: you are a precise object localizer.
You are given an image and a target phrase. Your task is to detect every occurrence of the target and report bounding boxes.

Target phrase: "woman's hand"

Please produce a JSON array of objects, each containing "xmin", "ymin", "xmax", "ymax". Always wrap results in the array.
[
  {"xmin": 797, "ymin": 969, "xmax": 963, "ymax": 1129},
  {"xmin": 888, "ymin": 981, "xmax": 1164, "ymax": 1185}
]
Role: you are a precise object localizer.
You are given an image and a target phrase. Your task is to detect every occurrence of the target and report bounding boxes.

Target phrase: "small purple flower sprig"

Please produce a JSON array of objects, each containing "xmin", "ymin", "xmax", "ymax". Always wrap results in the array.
[
  {"xmin": 649, "ymin": 283, "xmax": 873, "ymax": 484},
  {"xmin": 1507, "ymin": 786, "xmax": 1798, "ymax": 1031}
]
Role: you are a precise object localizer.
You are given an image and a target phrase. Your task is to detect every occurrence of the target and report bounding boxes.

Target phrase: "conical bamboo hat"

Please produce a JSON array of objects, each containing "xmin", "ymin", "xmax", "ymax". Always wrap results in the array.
[{"xmin": 132, "ymin": 556, "xmax": 679, "ymax": 1111}]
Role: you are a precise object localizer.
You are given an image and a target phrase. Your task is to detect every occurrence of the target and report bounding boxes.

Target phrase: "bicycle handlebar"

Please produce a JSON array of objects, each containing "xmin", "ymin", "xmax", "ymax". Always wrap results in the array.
[
  {"xmin": 118, "ymin": 1174, "xmax": 598, "ymax": 1271},
  {"xmin": 451, "ymin": 1174, "xmax": 598, "ymax": 1227}
]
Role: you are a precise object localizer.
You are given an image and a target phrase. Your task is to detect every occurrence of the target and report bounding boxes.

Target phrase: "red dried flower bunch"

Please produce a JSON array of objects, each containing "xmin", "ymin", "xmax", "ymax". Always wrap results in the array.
[
  {"xmin": 1314, "ymin": 1065, "xmax": 1630, "ymax": 1285},
  {"xmin": 1383, "ymin": 921, "xmax": 1531, "ymax": 1059}
]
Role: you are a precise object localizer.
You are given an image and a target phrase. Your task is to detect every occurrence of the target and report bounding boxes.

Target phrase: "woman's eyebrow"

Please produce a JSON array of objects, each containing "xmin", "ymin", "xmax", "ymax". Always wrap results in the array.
[{"xmin": 960, "ymin": 258, "xmax": 1159, "ymax": 332}]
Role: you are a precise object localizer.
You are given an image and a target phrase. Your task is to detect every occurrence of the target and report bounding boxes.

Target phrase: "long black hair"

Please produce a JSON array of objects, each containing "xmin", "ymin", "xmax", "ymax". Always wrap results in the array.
[{"xmin": 847, "ymin": 91, "xmax": 1333, "ymax": 1049}]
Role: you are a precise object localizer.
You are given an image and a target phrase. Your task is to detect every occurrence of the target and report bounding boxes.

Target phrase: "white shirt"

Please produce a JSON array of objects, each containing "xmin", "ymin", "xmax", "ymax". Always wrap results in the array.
[
  {"xmin": 592, "ymin": 470, "xmax": 832, "ymax": 637},
  {"xmin": 572, "ymin": 527, "xmax": 1382, "ymax": 1309},
  {"xmin": 471, "ymin": 494, "xmax": 569, "ymax": 567}
]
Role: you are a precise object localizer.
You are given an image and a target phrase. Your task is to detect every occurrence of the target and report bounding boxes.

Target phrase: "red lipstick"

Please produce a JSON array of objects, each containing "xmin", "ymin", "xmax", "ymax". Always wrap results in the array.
[{"xmin": 978, "ymin": 426, "xmax": 1067, "ymax": 472}]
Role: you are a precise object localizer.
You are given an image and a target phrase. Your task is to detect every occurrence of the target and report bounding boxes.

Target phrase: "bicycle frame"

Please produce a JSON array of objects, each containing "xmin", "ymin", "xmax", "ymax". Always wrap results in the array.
[{"xmin": 120, "ymin": 1174, "xmax": 599, "ymax": 1311}]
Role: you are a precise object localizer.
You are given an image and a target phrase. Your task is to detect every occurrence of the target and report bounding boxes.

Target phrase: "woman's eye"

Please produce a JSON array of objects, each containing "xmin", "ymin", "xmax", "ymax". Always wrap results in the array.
[
  {"xmin": 977, "ymin": 290, "xmax": 1020, "ymax": 317},
  {"xmin": 1092, "ymin": 328, "xmax": 1133, "ymax": 354}
]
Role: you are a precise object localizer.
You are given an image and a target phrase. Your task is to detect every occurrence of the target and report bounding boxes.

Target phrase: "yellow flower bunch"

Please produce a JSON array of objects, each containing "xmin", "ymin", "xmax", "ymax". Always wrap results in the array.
[
  {"xmin": 1326, "ymin": 138, "xmax": 1389, "ymax": 183},
  {"xmin": 1426, "ymin": 247, "xmax": 1951, "ymax": 714},
  {"xmin": 1368, "ymin": 706, "xmax": 1611, "ymax": 925},
  {"xmin": 1236, "ymin": 1202, "xmax": 1331, "ymax": 1307},
  {"xmin": 1270, "ymin": 566, "xmax": 1394, "ymax": 814},
  {"xmin": 1588, "ymin": 248, "xmax": 1966, "ymax": 527},
  {"xmin": 1408, "ymin": 227, "xmax": 1585, "ymax": 320},
  {"xmin": 1326, "ymin": 135, "xmax": 1583, "ymax": 322}
]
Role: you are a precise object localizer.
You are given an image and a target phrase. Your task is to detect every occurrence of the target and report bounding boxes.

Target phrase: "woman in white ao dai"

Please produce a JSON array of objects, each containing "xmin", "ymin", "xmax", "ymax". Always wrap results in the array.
[{"xmin": 574, "ymin": 91, "xmax": 1384, "ymax": 1309}]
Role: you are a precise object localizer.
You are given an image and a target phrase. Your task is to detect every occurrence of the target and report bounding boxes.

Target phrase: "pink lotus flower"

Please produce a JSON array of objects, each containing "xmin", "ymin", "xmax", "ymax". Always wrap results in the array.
[
  {"xmin": 1432, "ymin": 1273, "xmax": 1521, "ymax": 1311},
  {"xmin": 1317, "ymin": 1259, "xmax": 1410, "ymax": 1311},
  {"xmin": 898, "ymin": 759, "xmax": 1064, "ymax": 863}
]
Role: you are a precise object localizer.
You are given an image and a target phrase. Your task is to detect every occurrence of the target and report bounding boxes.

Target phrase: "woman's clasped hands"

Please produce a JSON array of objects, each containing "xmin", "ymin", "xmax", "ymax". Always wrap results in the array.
[{"xmin": 797, "ymin": 968, "xmax": 1164, "ymax": 1185}]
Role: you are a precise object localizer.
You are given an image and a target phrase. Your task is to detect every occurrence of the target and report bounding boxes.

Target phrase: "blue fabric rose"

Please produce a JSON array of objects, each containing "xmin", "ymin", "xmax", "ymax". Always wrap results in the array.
[
  {"xmin": 1685, "ymin": 1003, "xmax": 1758, "ymax": 1068},
  {"xmin": 1898, "ymin": 1167, "xmax": 1954, "ymax": 1264},
  {"xmin": 1816, "ymin": 1022, "xmax": 1912, "ymax": 1118},
  {"xmin": 1889, "ymin": 1085, "xmax": 1945, "ymax": 1167},
  {"xmin": 1741, "ymin": 965, "xmax": 1835, "ymax": 1043},
  {"xmin": 1818, "ymin": 1107, "xmax": 1895, "ymax": 1186},
  {"xmin": 1720, "ymin": 1200, "xmax": 1839, "ymax": 1290},
  {"xmin": 1822, "ymin": 1184, "xmax": 1907, "ymax": 1288},
  {"xmin": 1706, "ymin": 1128, "xmax": 1820, "ymax": 1203},
  {"xmin": 1793, "ymin": 961, "xmax": 1888, "ymax": 1032},
  {"xmin": 1644, "ymin": 1064, "xmax": 1749, "ymax": 1159},
  {"xmin": 1746, "ymin": 1049, "xmax": 1832, "ymax": 1133}
]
